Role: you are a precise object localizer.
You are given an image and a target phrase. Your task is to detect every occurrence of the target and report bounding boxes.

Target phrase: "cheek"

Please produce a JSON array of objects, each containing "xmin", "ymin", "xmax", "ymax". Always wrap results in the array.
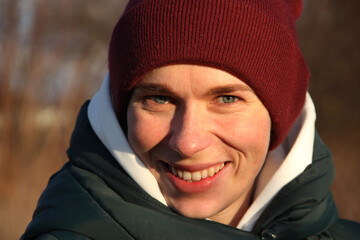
[
  {"xmin": 219, "ymin": 113, "xmax": 271, "ymax": 186},
  {"xmin": 215, "ymin": 111, "xmax": 271, "ymax": 156},
  {"xmin": 127, "ymin": 109, "xmax": 169, "ymax": 153},
  {"xmin": 243, "ymin": 114, "xmax": 271, "ymax": 150}
]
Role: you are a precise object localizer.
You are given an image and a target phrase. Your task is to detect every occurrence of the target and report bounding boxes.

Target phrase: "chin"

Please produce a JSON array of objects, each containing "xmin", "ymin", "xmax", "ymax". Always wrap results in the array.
[{"xmin": 170, "ymin": 200, "xmax": 222, "ymax": 219}]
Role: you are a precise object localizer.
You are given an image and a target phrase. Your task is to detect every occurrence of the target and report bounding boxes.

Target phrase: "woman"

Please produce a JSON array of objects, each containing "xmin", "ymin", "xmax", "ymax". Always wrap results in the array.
[{"xmin": 22, "ymin": 0, "xmax": 359, "ymax": 239}]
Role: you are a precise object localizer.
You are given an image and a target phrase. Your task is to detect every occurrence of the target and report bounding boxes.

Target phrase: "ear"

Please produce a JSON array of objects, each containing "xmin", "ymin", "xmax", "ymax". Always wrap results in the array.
[{"xmin": 289, "ymin": 0, "xmax": 304, "ymax": 21}]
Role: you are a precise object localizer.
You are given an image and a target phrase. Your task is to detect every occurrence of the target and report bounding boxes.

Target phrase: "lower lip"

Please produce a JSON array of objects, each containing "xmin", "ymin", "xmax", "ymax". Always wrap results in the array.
[{"xmin": 163, "ymin": 163, "xmax": 228, "ymax": 193}]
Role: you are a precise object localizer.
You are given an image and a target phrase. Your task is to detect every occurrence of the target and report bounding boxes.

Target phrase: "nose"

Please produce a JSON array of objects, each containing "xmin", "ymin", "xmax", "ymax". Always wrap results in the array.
[{"xmin": 169, "ymin": 105, "xmax": 212, "ymax": 158}]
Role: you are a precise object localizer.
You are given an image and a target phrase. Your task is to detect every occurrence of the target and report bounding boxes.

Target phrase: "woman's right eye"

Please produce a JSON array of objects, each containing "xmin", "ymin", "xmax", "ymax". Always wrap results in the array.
[
  {"xmin": 141, "ymin": 95, "xmax": 175, "ymax": 112},
  {"xmin": 151, "ymin": 95, "xmax": 169, "ymax": 104}
]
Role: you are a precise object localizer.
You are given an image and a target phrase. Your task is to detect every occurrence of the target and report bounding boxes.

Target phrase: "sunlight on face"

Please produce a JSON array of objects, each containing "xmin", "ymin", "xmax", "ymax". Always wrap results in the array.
[{"xmin": 127, "ymin": 64, "xmax": 271, "ymax": 226}]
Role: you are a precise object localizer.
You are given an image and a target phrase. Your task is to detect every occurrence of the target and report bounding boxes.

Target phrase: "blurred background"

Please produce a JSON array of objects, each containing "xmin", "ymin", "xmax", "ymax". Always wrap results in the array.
[{"xmin": 0, "ymin": 0, "xmax": 359, "ymax": 239}]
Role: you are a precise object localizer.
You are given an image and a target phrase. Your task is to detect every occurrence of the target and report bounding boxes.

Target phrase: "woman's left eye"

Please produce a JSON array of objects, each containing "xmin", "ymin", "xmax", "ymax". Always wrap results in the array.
[{"xmin": 217, "ymin": 96, "xmax": 239, "ymax": 104}]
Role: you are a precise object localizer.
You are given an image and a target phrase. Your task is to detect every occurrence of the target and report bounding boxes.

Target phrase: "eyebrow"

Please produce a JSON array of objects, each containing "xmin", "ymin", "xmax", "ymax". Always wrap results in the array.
[
  {"xmin": 134, "ymin": 83, "xmax": 173, "ymax": 94},
  {"xmin": 204, "ymin": 84, "xmax": 253, "ymax": 96},
  {"xmin": 134, "ymin": 82, "xmax": 253, "ymax": 96}
]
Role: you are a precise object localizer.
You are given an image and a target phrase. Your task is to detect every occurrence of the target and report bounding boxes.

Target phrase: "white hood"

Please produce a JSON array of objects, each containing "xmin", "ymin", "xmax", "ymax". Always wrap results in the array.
[{"xmin": 88, "ymin": 74, "xmax": 316, "ymax": 231}]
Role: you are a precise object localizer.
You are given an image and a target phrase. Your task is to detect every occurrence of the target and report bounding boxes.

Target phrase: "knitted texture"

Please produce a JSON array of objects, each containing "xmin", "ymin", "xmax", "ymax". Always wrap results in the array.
[{"xmin": 109, "ymin": 0, "xmax": 309, "ymax": 150}]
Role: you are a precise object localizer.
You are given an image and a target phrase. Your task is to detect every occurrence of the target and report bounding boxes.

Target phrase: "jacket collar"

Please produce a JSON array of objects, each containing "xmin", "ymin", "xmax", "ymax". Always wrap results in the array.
[
  {"xmin": 88, "ymin": 74, "xmax": 167, "ymax": 205},
  {"xmin": 239, "ymin": 92, "xmax": 317, "ymax": 230}
]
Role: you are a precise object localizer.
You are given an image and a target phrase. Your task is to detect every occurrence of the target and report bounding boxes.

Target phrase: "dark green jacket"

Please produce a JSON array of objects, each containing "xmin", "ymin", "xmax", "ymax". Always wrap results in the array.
[{"xmin": 21, "ymin": 102, "xmax": 360, "ymax": 240}]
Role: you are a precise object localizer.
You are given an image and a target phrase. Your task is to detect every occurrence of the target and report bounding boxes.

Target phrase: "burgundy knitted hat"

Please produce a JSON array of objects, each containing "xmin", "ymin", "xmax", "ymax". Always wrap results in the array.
[{"xmin": 109, "ymin": 0, "xmax": 309, "ymax": 150}]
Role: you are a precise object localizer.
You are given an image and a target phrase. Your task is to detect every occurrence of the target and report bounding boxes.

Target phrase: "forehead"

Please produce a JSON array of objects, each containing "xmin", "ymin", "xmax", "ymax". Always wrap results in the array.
[{"xmin": 135, "ymin": 64, "xmax": 254, "ymax": 95}]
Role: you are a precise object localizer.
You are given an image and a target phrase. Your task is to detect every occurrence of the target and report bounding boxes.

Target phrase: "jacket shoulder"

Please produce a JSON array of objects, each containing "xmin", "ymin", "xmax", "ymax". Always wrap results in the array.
[
  {"xmin": 21, "ymin": 164, "xmax": 134, "ymax": 240},
  {"xmin": 34, "ymin": 230, "xmax": 93, "ymax": 240},
  {"xmin": 326, "ymin": 219, "xmax": 360, "ymax": 240}
]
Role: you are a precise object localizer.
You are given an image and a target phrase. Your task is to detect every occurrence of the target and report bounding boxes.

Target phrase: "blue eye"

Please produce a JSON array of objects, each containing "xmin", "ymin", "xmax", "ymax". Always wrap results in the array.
[
  {"xmin": 218, "ymin": 96, "xmax": 238, "ymax": 103},
  {"xmin": 152, "ymin": 96, "xmax": 169, "ymax": 104}
]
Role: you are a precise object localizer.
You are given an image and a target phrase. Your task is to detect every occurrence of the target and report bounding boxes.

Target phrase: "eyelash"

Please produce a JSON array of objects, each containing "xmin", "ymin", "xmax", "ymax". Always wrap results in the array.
[
  {"xmin": 142, "ymin": 94, "xmax": 242, "ymax": 110},
  {"xmin": 150, "ymin": 95, "xmax": 169, "ymax": 104},
  {"xmin": 145, "ymin": 95, "xmax": 174, "ymax": 105},
  {"xmin": 147, "ymin": 95, "xmax": 240, "ymax": 103},
  {"xmin": 216, "ymin": 95, "xmax": 240, "ymax": 104}
]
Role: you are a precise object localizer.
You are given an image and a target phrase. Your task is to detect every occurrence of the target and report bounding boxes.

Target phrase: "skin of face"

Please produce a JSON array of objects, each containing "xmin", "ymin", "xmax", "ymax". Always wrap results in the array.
[{"xmin": 127, "ymin": 64, "xmax": 271, "ymax": 226}]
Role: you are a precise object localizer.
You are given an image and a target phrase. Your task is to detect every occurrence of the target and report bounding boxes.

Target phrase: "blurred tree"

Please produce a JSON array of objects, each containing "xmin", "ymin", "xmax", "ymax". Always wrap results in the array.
[
  {"xmin": 0, "ymin": 0, "xmax": 358, "ymax": 239},
  {"xmin": 297, "ymin": 0, "xmax": 360, "ymax": 221}
]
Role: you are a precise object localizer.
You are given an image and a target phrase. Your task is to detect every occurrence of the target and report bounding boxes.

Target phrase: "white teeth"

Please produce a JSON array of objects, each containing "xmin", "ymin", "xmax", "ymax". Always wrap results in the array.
[
  {"xmin": 192, "ymin": 171, "xmax": 202, "ymax": 181},
  {"xmin": 220, "ymin": 163, "xmax": 225, "ymax": 169},
  {"xmin": 201, "ymin": 169, "xmax": 208, "ymax": 179},
  {"xmin": 170, "ymin": 163, "xmax": 226, "ymax": 182},
  {"xmin": 183, "ymin": 171, "xmax": 192, "ymax": 181},
  {"xmin": 208, "ymin": 167, "xmax": 215, "ymax": 177}
]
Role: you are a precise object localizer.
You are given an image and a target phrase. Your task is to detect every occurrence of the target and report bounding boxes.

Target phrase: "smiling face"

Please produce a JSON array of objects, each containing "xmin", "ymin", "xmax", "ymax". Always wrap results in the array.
[{"xmin": 127, "ymin": 64, "xmax": 271, "ymax": 226}]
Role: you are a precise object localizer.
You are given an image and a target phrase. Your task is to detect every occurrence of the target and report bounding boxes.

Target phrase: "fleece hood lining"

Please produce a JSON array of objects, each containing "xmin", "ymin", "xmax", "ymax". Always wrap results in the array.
[
  {"xmin": 87, "ymin": 74, "xmax": 316, "ymax": 230},
  {"xmin": 88, "ymin": 74, "xmax": 168, "ymax": 206}
]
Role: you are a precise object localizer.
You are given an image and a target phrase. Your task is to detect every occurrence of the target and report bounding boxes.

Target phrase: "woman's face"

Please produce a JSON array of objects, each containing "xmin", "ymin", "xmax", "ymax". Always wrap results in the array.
[{"xmin": 127, "ymin": 64, "xmax": 271, "ymax": 226}]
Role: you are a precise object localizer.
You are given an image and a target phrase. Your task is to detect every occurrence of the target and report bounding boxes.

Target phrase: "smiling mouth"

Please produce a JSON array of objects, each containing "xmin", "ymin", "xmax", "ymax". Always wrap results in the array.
[{"xmin": 168, "ymin": 163, "xmax": 226, "ymax": 182}]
